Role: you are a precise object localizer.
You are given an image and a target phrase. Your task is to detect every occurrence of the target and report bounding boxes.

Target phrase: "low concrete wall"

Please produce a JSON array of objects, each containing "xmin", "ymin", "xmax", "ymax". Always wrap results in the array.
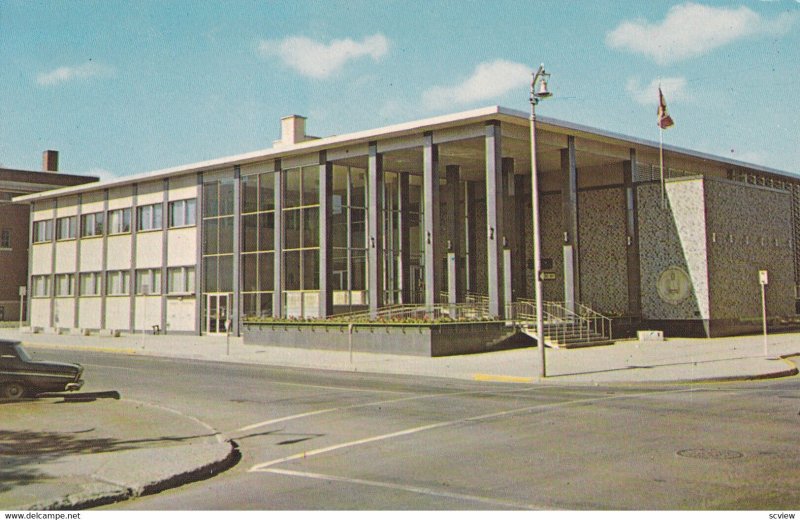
[{"xmin": 242, "ymin": 321, "xmax": 530, "ymax": 357}]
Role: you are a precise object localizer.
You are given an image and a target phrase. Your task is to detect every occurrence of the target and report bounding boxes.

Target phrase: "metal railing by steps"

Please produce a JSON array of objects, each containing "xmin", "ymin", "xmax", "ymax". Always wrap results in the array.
[
  {"xmin": 327, "ymin": 293, "xmax": 612, "ymax": 349},
  {"xmin": 507, "ymin": 299, "xmax": 613, "ymax": 349}
]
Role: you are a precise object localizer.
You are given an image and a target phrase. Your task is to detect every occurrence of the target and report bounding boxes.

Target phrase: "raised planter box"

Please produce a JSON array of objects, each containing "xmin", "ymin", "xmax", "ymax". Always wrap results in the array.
[{"xmin": 242, "ymin": 321, "xmax": 531, "ymax": 357}]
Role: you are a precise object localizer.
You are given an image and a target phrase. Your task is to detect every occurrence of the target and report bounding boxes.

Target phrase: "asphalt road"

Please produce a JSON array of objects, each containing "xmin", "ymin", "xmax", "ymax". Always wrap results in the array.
[{"xmin": 31, "ymin": 347, "xmax": 800, "ymax": 510}]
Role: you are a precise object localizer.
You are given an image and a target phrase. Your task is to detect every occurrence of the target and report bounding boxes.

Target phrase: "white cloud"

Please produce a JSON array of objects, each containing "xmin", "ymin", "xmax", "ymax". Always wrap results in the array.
[
  {"xmin": 422, "ymin": 60, "xmax": 530, "ymax": 110},
  {"xmin": 606, "ymin": 3, "xmax": 797, "ymax": 64},
  {"xmin": 626, "ymin": 77, "xmax": 688, "ymax": 105},
  {"xmin": 258, "ymin": 34, "xmax": 388, "ymax": 79},
  {"xmin": 37, "ymin": 61, "xmax": 114, "ymax": 86}
]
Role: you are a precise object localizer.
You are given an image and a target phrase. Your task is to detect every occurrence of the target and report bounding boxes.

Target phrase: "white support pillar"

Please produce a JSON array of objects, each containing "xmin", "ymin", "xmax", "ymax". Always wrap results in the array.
[
  {"xmin": 423, "ymin": 132, "xmax": 439, "ymax": 313},
  {"xmin": 485, "ymin": 121, "xmax": 504, "ymax": 318}
]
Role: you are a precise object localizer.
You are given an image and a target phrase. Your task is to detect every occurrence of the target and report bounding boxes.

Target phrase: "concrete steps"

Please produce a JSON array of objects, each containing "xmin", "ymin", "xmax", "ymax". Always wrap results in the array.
[{"xmin": 520, "ymin": 324, "xmax": 613, "ymax": 349}]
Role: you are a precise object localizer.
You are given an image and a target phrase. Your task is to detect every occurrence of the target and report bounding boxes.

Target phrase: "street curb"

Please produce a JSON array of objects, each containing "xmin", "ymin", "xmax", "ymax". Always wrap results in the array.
[
  {"xmin": 469, "ymin": 353, "xmax": 800, "ymax": 387},
  {"xmin": 26, "ymin": 440, "xmax": 240, "ymax": 511}
]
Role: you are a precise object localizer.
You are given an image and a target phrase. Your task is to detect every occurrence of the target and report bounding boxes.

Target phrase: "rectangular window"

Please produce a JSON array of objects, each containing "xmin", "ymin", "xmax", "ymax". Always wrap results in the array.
[
  {"xmin": 55, "ymin": 273, "xmax": 75, "ymax": 296},
  {"xmin": 56, "ymin": 216, "xmax": 77, "ymax": 240},
  {"xmin": 135, "ymin": 269, "xmax": 162, "ymax": 294},
  {"xmin": 0, "ymin": 228, "xmax": 10, "ymax": 248},
  {"xmin": 32, "ymin": 275, "xmax": 50, "ymax": 297},
  {"xmin": 81, "ymin": 212, "xmax": 105, "ymax": 237},
  {"xmin": 137, "ymin": 203, "xmax": 163, "ymax": 231},
  {"xmin": 109, "ymin": 208, "xmax": 131, "ymax": 234},
  {"xmin": 106, "ymin": 270, "xmax": 131, "ymax": 296},
  {"xmin": 167, "ymin": 266, "xmax": 195, "ymax": 294},
  {"xmin": 168, "ymin": 199, "xmax": 197, "ymax": 228},
  {"xmin": 79, "ymin": 272, "xmax": 102, "ymax": 296},
  {"xmin": 33, "ymin": 220, "xmax": 53, "ymax": 243}
]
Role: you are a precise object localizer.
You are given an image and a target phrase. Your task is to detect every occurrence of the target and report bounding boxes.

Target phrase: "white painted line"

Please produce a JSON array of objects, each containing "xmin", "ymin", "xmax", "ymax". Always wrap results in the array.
[
  {"xmin": 236, "ymin": 390, "xmax": 480, "ymax": 432},
  {"xmin": 249, "ymin": 387, "xmax": 698, "ymax": 472},
  {"xmin": 126, "ymin": 398, "xmax": 227, "ymax": 445},
  {"xmin": 264, "ymin": 468, "xmax": 545, "ymax": 510},
  {"xmin": 235, "ymin": 386, "xmax": 548, "ymax": 433}
]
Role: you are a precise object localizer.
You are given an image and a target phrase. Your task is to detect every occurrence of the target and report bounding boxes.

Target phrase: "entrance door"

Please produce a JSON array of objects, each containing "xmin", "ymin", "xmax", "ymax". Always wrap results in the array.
[{"xmin": 206, "ymin": 293, "xmax": 231, "ymax": 335}]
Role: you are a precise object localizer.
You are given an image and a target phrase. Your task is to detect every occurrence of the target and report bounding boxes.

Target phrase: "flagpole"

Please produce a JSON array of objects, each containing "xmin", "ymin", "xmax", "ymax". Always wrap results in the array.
[{"xmin": 659, "ymin": 124, "xmax": 665, "ymax": 209}]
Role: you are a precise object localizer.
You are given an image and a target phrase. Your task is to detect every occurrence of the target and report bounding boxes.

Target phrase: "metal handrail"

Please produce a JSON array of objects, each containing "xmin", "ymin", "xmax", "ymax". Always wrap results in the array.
[{"xmin": 508, "ymin": 299, "xmax": 613, "ymax": 345}]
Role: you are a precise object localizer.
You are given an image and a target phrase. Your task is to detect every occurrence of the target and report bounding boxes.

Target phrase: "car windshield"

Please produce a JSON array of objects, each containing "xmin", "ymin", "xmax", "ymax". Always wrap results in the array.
[{"xmin": 13, "ymin": 344, "xmax": 33, "ymax": 363}]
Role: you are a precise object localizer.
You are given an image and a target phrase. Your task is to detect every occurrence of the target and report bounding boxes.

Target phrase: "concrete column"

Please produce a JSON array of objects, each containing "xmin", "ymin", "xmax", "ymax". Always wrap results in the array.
[
  {"xmin": 513, "ymin": 173, "xmax": 526, "ymax": 299},
  {"xmin": 73, "ymin": 194, "xmax": 82, "ymax": 329},
  {"xmin": 447, "ymin": 252, "xmax": 457, "ymax": 314},
  {"xmin": 485, "ymin": 121, "xmax": 504, "ymax": 318},
  {"xmin": 129, "ymin": 184, "xmax": 138, "ymax": 333},
  {"xmin": 423, "ymin": 132, "xmax": 440, "ymax": 312},
  {"xmin": 161, "ymin": 179, "xmax": 169, "ymax": 332},
  {"xmin": 503, "ymin": 247, "xmax": 512, "ymax": 315},
  {"xmin": 195, "ymin": 174, "xmax": 204, "ymax": 334},
  {"xmin": 465, "ymin": 181, "xmax": 478, "ymax": 293},
  {"xmin": 399, "ymin": 172, "xmax": 411, "ymax": 304},
  {"xmin": 368, "ymin": 142, "xmax": 384, "ymax": 318},
  {"xmin": 101, "ymin": 190, "xmax": 109, "ymax": 331},
  {"xmin": 272, "ymin": 160, "xmax": 283, "ymax": 317},
  {"xmin": 561, "ymin": 135, "xmax": 579, "ymax": 312},
  {"xmin": 624, "ymin": 149, "xmax": 642, "ymax": 316},
  {"xmin": 445, "ymin": 165, "xmax": 461, "ymax": 302},
  {"xmin": 318, "ymin": 153, "xmax": 333, "ymax": 317},
  {"xmin": 232, "ymin": 166, "xmax": 241, "ymax": 336},
  {"xmin": 49, "ymin": 200, "xmax": 57, "ymax": 329},
  {"xmin": 194, "ymin": 174, "xmax": 204, "ymax": 334}
]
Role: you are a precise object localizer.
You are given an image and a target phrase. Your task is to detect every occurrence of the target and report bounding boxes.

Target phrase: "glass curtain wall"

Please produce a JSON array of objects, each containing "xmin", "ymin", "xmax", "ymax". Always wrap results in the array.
[
  {"xmin": 240, "ymin": 170, "xmax": 275, "ymax": 318},
  {"xmin": 331, "ymin": 165, "xmax": 367, "ymax": 312},
  {"xmin": 282, "ymin": 165, "xmax": 320, "ymax": 317},
  {"xmin": 202, "ymin": 178, "xmax": 235, "ymax": 325},
  {"xmin": 382, "ymin": 172, "xmax": 402, "ymax": 304},
  {"xmin": 407, "ymin": 176, "xmax": 424, "ymax": 304}
]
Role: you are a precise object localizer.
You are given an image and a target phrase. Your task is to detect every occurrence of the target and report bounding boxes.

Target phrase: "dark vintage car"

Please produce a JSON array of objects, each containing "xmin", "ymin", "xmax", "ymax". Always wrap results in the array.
[{"xmin": 0, "ymin": 340, "xmax": 84, "ymax": 399}]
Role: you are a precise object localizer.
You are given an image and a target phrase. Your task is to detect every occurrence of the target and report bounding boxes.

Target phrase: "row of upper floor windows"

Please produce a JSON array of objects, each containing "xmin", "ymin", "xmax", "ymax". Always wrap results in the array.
[
  {"xmin": 31, "ymin": 266, "xmax": 195, "ymax": 297},
  {"xmin": 32, "ymin": 199, "xmax": 196, "ymax": 243}
]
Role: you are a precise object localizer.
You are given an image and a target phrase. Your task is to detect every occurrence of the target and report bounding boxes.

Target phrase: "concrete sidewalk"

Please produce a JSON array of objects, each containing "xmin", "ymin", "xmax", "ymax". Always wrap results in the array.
[
  {"xmin": 0, "ymin": 395, "xmax": 237, "ymax": 510},
  {"xmin": 4, "ymin": 327, "xmax": 799, "ymax": 385},
  {"xmin": 2, "ymin": 327, "xmax": 798, "ymax": 511}
]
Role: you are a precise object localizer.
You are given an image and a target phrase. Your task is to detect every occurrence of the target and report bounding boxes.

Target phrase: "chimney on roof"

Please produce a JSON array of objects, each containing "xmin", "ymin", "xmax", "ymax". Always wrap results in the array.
[
  {"xmin": 42, "ymin": 150, "xmax": 59, "ymax": 172},
  {"xmin": 274, "ymin": 115, "xmax": 309, "ymax": 148}
]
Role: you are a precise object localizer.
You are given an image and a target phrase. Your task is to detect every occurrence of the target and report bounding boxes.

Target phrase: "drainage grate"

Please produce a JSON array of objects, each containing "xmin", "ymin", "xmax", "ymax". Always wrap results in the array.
[{"xmin": 677, "ymin": 448, "xmax": 743, "ymax": 460}]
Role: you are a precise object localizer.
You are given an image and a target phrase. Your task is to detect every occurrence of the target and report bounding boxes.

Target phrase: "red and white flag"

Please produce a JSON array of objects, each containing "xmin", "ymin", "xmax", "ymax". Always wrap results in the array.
[{"xmin": 658, "ymin": 87, "xmax": 675, "ymax": 129}]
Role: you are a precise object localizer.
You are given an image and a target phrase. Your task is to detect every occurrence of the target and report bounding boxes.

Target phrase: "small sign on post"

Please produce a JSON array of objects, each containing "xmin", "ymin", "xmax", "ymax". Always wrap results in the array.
[{"xmin": 759, "ymin": 270, "xmax": 768, "ymax": 357}]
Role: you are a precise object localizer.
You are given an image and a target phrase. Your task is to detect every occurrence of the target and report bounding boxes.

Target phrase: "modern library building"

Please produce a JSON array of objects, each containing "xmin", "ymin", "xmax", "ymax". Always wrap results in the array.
[{"xmin": 14, "ymin": 106, "xmax": 800, "ymax": 339}]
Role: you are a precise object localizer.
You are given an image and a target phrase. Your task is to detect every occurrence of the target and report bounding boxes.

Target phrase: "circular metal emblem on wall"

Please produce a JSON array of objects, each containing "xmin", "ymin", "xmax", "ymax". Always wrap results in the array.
[{"xmin": 657, "ymin": 266, "xmax": 691, "ymax": 305}]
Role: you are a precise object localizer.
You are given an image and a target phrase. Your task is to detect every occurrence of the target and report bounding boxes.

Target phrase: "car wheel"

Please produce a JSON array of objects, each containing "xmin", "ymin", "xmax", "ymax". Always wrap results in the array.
[{"xmin": 1, "ymin": 382, "xmax": 26, "ymax": 400}]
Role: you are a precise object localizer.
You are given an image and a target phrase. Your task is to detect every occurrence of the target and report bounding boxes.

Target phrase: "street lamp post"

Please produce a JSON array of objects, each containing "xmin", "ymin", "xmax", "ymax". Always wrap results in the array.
[{"xmin": 530, "ymin": 64, "xmax": 552, "ymax": 378}]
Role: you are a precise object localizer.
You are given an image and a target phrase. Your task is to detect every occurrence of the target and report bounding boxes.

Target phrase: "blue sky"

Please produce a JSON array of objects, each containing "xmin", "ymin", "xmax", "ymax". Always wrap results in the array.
[{"xmin": 1, "ymin": 0, "xmax": 798, "ymax": 179}]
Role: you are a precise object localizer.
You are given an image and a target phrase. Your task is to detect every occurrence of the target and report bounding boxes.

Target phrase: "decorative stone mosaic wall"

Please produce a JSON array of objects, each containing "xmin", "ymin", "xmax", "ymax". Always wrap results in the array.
[
  {"xmin": 578, "ymin": 188, "xmax": 629, "ymax": 314},
  {"xmin": 638, "ymin": 180, "xmax": 709, "ymax": 320},
  {"xmin": 705, "ymin": 178, "xmax": 794, "ymax": 319},
  {"xmin": 534, "ymin": 193, "xmax": 565, "ymax": 302}
]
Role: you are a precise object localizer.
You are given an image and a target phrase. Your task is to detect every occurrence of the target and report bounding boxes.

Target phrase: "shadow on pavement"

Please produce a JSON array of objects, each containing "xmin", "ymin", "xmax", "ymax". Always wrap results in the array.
[{"xmin": 0, "ymin": 426, "xmax": 218, "ymax": 494}]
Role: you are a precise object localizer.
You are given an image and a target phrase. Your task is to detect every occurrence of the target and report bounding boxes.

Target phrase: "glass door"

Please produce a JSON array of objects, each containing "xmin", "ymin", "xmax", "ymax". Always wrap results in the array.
[{"xmin": 205, "ymin": 293, "xmax": 230, "ymax": 335}]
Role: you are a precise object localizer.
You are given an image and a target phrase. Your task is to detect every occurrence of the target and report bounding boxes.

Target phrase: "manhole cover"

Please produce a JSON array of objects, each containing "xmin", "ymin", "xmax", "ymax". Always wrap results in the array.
[{"xmin": 677, "ymin": 449, "xmax": 743, "ymax": 460}]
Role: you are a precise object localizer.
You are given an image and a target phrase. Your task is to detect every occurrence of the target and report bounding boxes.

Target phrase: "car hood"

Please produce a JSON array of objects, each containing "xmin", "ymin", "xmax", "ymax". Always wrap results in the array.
[{"xmin": 29, "ymin": 360, "xmax": 83, "ymax": 374}]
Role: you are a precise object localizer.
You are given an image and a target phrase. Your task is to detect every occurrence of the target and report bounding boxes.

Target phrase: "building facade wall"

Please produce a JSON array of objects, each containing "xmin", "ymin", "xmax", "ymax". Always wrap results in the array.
[
  {"xmin": 704, "ymin": 178, "xmax": 795, "ymax": 326},
  {"xmin": 578, "ymin": 187, "xmax": 628, "ymax": 315},
  {"xmin": 27, "ymin": 174, "xmax": 200, "ymax": 333},
  {"xmin": 638, "ymin": 179, "xmax": 710, "ymax": 323},
  {"xmin": 0, "ymin": 203, "xmax": 30, "ymax": 321}
]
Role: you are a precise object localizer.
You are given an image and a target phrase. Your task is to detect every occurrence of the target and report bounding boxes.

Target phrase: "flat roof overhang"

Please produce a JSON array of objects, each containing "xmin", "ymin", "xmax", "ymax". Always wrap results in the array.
[{"xmin": 14, "ymin": 105, "xmax": 799, "ymax": 203}]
